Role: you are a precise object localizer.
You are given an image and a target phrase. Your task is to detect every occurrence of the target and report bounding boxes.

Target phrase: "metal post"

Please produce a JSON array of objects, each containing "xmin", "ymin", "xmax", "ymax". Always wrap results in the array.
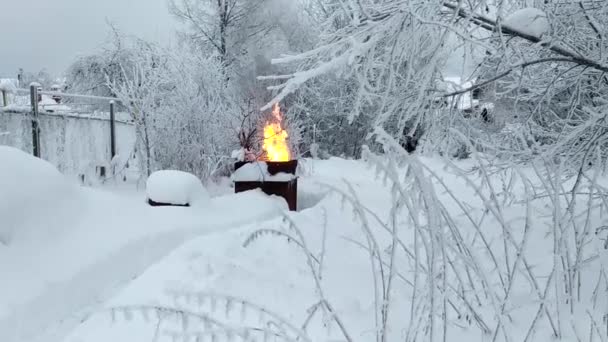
[
  {"xmin": 30, "ymin": 84, "xmax": 41, "ymax": 157},
  {"xmin": 17, "ymin": 68, "xmax": 23, "ymax": 88},
  {"xmin": 1, "ymin": 90, "xmax": 6, "ymax": 107},
  {"xmin": 109, "ymin": 100, "xmax": 116, "ymax": 159}
]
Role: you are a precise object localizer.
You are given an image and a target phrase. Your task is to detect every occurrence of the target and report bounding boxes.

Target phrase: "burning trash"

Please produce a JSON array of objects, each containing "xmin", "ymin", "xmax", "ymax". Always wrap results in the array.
[
  {"xmin": 263, "ymin": 103, "xmax": 290, "ymax": 162},
  {"xmin": 233, "ymin": 103, "xmax": 298, "ymax": 211}
]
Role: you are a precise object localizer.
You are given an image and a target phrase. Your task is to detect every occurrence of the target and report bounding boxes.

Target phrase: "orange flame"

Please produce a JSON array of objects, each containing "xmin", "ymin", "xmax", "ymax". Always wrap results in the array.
[{"xmin": 263, "ymin": 103, "xmax": 290, "ymax": 162}]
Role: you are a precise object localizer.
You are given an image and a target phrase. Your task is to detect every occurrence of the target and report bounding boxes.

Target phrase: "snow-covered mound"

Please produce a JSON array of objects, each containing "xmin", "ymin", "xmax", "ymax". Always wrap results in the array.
[
  {"xmin": 504, "ymin": 8, "xmax": 549, "ymax": 37},
  {"xmin": 232, "ymin": 161, "xmax": 296, "ymax": 182},
  {"xmin": 146, "ymin": 170, "xmax": 209, "ymax": 206},
  {"xmin": 0, "ymin": 146, "xmax": 80, "ymax": 245},
  {"xmin": 0, "ymin": 163, "xmax": 284, "ymax": 342}
]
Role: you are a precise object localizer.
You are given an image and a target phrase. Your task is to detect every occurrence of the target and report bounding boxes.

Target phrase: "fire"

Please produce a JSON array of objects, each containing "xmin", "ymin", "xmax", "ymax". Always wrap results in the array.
[{"xmin": 263, "ymin": 103, "xmax": 290, "ymax": 162}]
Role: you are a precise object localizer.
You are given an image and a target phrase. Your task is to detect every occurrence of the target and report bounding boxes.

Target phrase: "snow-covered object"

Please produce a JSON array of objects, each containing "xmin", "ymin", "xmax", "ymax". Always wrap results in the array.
[
  {"xmin": 38, "ymin": 95, "xmax": 71, "ymax": 111},
  {"xmin": 442, "ymin": 77, "xmax": 479, "ymax": 110},
  {"xmin": 39, "ymin": 95, "xmax": 58, "ymax": 106},
  {"xmin": 504, "ymin": 8, "xmax": 549, "ymax": 37},
  {"xmin": 146, "ymin": 170, "xmax": 209, "ymax": 206},
  {"xmin": 0, "ymin": 146, "xmax": 80, "ymax": 245},
  {"xmin": 0, "ymin": 79, "xmax": 17, "ymax": 93},
  {"xmin": 231, "ymin": 148, "xmax": 257, "ymax": 162},
  {"xmin": 0, "ymin": 104, "xmax": 29, "ymax": 113},
  {"xmin": 231, "ymin": 148, "xmax": 245, "ymax": 162},
  {"xmin": 232, "ymin": 161, "xmax": 296, "ymax": 182}
]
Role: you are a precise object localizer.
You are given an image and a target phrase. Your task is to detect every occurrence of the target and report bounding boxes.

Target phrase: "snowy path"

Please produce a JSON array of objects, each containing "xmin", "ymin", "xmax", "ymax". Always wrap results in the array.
[
  {"xmin": 0, "ymin": 183, "xmax": 286, "ymax": 342},
  {"xmin": 59, "ymin": 158, "xmax": 398, "ymax": 342}
]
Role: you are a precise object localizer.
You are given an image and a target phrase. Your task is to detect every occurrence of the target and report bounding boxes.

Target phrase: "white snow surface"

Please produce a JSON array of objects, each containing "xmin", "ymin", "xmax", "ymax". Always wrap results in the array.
[
  {"xmin": 232, "ymin": 161, "xmax": 296, "ymax": 182},
  {"xmin": 146, "ymin": 170, "xmax": 209, "ymax": 206},
  {"xmin": 443, "ymin": 77, "xmax": 479, "ymax": 110},
  {"xmin": 504, "ymin": 7, "xmax": 549, "ymax": 37},
  {"xmin": 0, "ymin": 146, "xmax": 80, "ymax": 245},
  {"xmin": 230, "ymin": 148, "xmax": 245, "ymax": 162},
  {"xmin": 0, "ymin": 148, "xmax": 287, "ymax": 342},
  {"xmin": 3, "ymin": 152, "xmax": 607, "ymax": 342}
]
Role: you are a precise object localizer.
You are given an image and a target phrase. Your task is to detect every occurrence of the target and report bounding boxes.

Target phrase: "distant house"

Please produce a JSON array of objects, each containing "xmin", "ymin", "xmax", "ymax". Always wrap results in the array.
[{"xmin": 441, "ymin": 77, "xmax": 494, "ymax": 122}]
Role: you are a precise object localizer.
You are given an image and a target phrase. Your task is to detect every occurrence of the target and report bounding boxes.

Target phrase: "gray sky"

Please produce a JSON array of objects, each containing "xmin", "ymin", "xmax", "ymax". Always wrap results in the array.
[{"xmin": 0, "ymin": 0, "xmax": 176, "ymax": 78}]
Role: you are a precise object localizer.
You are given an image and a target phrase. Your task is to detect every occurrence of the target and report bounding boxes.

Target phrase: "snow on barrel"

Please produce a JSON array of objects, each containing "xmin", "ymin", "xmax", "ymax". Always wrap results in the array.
[
  {"xmin": 146, "ymin": 170, "xmax": 209, "ymax": 207},
  {"xmin": 232, "ymin": 161, "xmax": 295, "ymax": 182}
]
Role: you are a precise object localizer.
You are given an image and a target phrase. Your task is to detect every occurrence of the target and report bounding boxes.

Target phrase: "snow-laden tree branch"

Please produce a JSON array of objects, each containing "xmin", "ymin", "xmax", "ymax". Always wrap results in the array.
[
  {"xmin": 260, "ymin": 0, "xmax": 608, "ymax": 168},
  {"xmin": 442, "ymin": 1, "xmax": 608, "ymax": 73}
]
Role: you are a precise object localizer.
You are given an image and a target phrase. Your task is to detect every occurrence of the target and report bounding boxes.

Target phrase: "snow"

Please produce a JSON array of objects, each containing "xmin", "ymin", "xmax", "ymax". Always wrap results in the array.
[
  {"xmin": 0, "ymin": 104, "xmax": 30, "ymax": 113},
  {"xmin": 54, "ymin": 158, "xmax": 467, "ymax": 342},
  {"xmin": 54, "ymin": 156, "xmax": 608, "ymax": 342},
  {"xmin": 503, "ymin": 8, "xmax": 549, "ymax": 37},
  {"xmin": 0, "ymin": 148, "xmax": 287, "ymax": 342},
  {"xmin": 0, "ymin": 146, "xmax": 79, "ymax": 245},
  {"xmin": 38, "ymin": 95, "xmax": 72, "ymax": 112},
  {"xmin": 0, "ymin": 79, "xmax": 17, "ymax": 93},
  {"xmin": 146, "ymin": 170, "xmax": 209, "ymax": 206},
  {"xmin": 231, "ymin": 148, "xmax": 245, "ymax": 161},
  {"xmin": 442, "ymin": 77, "xmax": 479, "ymax": 110},
  {"xmin": 2, "ymin": 152, "xmax": 607, "ymax": 342},
  {"xmin": 232, "ymin": 161, "xmax": 296, "ymax": 182}
]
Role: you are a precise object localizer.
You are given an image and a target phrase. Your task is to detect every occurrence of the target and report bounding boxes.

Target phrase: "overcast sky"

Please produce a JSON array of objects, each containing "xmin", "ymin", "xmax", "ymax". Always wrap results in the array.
[{"xmin": 0, "ymin": 0, "xmax": 176, "ymax": 78}]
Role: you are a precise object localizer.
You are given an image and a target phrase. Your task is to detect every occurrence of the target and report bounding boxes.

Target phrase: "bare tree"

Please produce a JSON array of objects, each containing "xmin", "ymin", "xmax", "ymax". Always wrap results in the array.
[{"xmin": 169, "ymin": 0, "xmax": 271, "ymax": 67}]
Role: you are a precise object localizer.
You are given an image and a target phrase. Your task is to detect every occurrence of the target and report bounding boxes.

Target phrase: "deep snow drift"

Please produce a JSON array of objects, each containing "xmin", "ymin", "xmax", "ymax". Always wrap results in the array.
[{"xmin": 0, "ymin": 148, "xmax": 287, "ymax": 342}]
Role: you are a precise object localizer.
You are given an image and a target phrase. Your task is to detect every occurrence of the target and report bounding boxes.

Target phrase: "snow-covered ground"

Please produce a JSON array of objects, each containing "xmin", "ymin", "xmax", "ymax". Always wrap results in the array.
[
  {"xmin": 2, "ymin": 148, "xmax": 607, "ymax": 342},
  {"xmin": 0, "ymin": 147, "xmax": 286, "ymax": 342}
]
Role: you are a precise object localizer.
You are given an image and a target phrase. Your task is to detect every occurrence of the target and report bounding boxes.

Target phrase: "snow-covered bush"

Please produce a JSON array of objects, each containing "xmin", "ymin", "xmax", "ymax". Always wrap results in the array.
[
  {"xmin": 106, "ymin": 39, "xmax": 242, "ymax": 181},
  {"xmin": 149, "ymin": 50, "xmax": 241, "ymax": 181}
]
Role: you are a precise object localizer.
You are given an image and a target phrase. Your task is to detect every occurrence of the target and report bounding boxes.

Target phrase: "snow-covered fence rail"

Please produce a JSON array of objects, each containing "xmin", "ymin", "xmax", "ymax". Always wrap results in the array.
[{"xmin": 0, "ymin": 87, "xmax": 136, "ymax": 180}]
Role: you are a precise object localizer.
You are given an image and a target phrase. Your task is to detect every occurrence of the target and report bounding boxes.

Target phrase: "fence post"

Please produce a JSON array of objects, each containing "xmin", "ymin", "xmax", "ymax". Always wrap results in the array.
[
  {"xmin": 18, "ymin": 68, "xmax": 23, "ymax": 88},
  {"xmin": 110, "ymin": 100, "xmax": 116, "ymax": 159},
  {"xmin": 1, "ymin": 90, "xmax": 6, "ymax": 107},
  {"xmin": 29, "ymin": 84, "xmax": 41, "ymax": 157}
]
